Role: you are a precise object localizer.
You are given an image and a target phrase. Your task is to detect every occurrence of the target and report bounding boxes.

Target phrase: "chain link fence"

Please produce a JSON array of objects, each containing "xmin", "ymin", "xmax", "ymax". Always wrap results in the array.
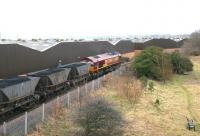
[{"xmin": 0, "ymin": 64, "xmax": 128, "ymax": 136}]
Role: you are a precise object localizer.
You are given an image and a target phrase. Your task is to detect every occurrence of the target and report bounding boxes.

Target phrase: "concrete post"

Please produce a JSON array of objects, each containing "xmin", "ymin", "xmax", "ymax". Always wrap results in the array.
[
  {"xmin": 42, "ymin": 103, "xmax": 45, "ymax": 121},
  {"xmin": 25, "ymin": 112, "xmax": 27, "ymax": 135},
  {"xmin": 85, "ymin": 83, "xmax": 88, "ymax": 94},
  {"xmin": 98, "ymin": 78, "xmax": 100, "ymax": 89},
  {"xmin": 67, "ymin": 93, "xmax": 70, "ymax": 108},
  {"xmin": 3, "ymin": 122, "xmax": 6, "ymax": 136},
  {"xmin": 78, "ymin": 87, "xmax": 80, "ymax": 102},
  {"xmin": 119, "ymin": 66, "xmax": 122, "ymax": 75},
  {"xmin": 92, "ymin": 80, "xmax": 94, "ymax": 91}
]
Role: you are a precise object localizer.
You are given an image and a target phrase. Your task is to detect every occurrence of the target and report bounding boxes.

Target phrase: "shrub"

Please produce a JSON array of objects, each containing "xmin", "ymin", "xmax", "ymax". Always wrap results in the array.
[
  {"xmin": 170, "ymin": 52, "xmax": 193, "ymax": 74},
  {"xmin": 72, "ymin": 97, "xmax": 122, "ymax": 136},
  {"xmin": 147, "ymin": 80, "xmax": 155, "ymax": 92},
  {"xmin": 155, "ymin": 98, "xmax": 160, "ymax": 105},
  {"xmin": 132, "ymin": 46, "xmax": 173, "ymax": 80}
]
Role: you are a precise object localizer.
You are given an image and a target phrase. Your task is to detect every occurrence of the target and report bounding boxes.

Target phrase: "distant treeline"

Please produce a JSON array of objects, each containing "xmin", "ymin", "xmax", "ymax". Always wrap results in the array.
[{"xmin": 0, "ymin": 39, "xmax": 184, "ymax": 78}]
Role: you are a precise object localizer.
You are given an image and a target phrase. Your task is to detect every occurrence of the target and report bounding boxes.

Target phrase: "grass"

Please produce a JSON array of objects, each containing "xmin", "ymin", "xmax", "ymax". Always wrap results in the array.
[{"xmin": 29, "ymin": 56, "xmax": 200, "ymax": 136}]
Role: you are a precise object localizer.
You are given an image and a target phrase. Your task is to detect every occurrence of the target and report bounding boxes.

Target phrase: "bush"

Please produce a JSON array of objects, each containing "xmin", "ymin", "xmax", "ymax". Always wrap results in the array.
[
  {"xmin": 72, "ymin": 97, "xmax": 122, "ymax": 136},
  {"xmin": 147, "ymin": 80, "xmax": 155, "ymax": 92},
  {"xmin": 132, "ymin": 46, "xmax": 173, "ymax": 80},
  {"xmin": 170, "ymin": 52, "xmax": 193, "ymax": 74}
]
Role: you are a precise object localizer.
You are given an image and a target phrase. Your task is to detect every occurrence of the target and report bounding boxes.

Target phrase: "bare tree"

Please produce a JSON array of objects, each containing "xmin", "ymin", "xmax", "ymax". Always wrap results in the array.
[{"xmin": 182, "ymin": 30, "xmax": 200, "ymax": 55}]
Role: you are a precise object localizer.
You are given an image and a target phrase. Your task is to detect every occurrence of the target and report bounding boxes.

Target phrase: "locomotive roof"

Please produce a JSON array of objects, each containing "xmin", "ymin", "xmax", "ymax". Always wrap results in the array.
[
  {"xmin": 0, "ymin": 76, "xmax": 30, "ymax": 88},
  {"xmin": 29, "ymin": 68, "xmax": 65, "ymax": 77}
]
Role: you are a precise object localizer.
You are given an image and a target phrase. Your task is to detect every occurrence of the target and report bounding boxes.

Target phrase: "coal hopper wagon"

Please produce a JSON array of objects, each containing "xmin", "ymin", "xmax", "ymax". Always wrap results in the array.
[
  {"xmin": 28, "ymin": 67, "xmax": 71, "ymax": 99},
  {"xmin": 61, "ymin": 62, "xmax": 90, "ymax": 86},
  {"xmin": 0, "ymin": 76, "xmax": 40, "ymax": 115}
]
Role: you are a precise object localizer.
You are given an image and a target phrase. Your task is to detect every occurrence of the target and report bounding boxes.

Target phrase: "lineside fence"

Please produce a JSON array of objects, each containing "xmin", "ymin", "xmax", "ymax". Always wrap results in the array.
[{"xmin": 0, "ymin": 64, "xmax": 128, "ymax": 136}]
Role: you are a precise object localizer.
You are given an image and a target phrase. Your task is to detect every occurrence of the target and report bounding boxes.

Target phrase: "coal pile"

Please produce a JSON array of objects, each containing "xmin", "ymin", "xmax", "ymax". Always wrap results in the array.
[
  {"xmin": 134, "ymin": 39, "xmax": 184, "ymax": 50},
  {"xmin": 113, "ymin": 40, "xmax": 135, "ymax": 53},
  {"xmin": 0, "ymin": 44, "xmax": 46, "ymax": 78},
  {"xmin": 43, "ymin": 41, "xmax": 114, "ymax": 68}
]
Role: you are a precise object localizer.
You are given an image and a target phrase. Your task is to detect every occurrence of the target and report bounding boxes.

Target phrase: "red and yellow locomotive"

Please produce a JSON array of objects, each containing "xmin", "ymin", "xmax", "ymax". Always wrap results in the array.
[{"xmin": 83, "ymin": 52, "xmax": 121, "ymax": 77}]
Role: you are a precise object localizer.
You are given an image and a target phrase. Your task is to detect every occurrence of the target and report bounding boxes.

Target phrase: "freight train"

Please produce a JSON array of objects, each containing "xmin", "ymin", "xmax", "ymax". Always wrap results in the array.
[{"xmin": 0, "ymin": 52, "xmax": 121, "ymax": 115}]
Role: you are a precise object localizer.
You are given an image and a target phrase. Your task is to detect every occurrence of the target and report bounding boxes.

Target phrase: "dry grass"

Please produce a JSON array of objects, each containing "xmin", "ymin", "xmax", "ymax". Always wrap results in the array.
[
  {"xmin": 191, "ymin": 56, "xmax": 200, "ymax": 79},
  {"xmin": 107, "ymin": 74, "xmax": 143, "ymax": 105},
  {"xmin": 101, "ymin": 57, "xmax": 200, "ymax": 136}
]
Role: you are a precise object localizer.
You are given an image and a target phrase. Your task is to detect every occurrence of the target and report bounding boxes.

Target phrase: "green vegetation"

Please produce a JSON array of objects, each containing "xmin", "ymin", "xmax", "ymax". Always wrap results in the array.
[
  {"xmin": 132, "ymin": 46, "xmax": 173, "ymax": 80},
  {"xmin": 132, "ymin": 46, "xmax": 193, "ymax": 80},
  {"xmin": 147, "ymin": 80, "xmax": 154, "ymax": 91}
]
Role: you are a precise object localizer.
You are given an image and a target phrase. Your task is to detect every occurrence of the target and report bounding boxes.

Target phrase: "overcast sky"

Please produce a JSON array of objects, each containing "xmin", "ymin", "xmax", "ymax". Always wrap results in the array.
[{"xmin": 0, "ymin": 0, "xmax": 200, "ymax": 39}]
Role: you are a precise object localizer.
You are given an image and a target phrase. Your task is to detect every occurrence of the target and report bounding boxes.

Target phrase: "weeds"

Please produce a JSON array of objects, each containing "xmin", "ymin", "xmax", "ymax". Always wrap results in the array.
[{"xmin": 109, "ymin": 75, "xmax": 143, "ymax": 105}]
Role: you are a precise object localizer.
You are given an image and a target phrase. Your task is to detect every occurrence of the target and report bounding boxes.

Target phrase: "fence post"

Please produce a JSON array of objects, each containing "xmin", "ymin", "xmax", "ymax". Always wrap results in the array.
[
  {"xmin": 111, "ymin": 71, "xmax": 114, "ymax": 79},
  {"xmin": 42, "ymin": 103, "xmax": 45, "ymax": 121},
  {"xmin": 25, "ymin": 112, "xmax": 27, "ymax": 135},
  {"xmin": 3, "ymin": 122, "xmax": 6, "ymax": 136},
  {"xmin": 77, "ymin": 87, "xmax": 80, "ymax": 102},
  {"xmin": 98, "ymin": 78, "xmax": 100, "ymax": 89},
  {"xmin": 67, "ymin": 93, "xmax": 70, "ymax": 108},
  {"xmin": 56, "ymin": 96, "xmax": 60, "ymax": 106},
  {"xmin": 92, "ymin": 80, "xmax": 94, "ymax": 91},
  {"xmin": 85, "ymin": 83, "xmax": 88, "ymax": 94}
]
